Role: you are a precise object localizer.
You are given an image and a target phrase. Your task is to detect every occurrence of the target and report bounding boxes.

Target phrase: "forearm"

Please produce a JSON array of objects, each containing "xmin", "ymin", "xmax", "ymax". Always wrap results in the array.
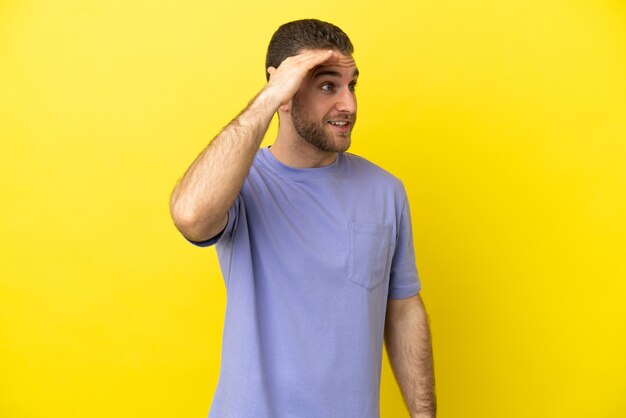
[
  {"xmin": 385, "ymin": 295, "xmax": 437, "ymax": 417},
  {"xmin": 170, "ymin": 89, "xmax": 279, "ymax": 241}
]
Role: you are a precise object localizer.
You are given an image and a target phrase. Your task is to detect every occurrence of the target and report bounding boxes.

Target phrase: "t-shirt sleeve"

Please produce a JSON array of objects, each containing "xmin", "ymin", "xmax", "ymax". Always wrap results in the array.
[
  {"xmin": 388, "ymin": 193, "xmax": 422, "ymax": 299},
  {"xmin": 186, "ymin": 194, "xmax": 242, "ymax": 248}
]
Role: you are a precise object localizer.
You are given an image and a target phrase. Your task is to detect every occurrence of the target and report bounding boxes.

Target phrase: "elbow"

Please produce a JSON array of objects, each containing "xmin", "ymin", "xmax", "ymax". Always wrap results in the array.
[
  {"xmin": 170, "ymin": 201, "xmax": 199, "ymax": 236},
  {"xmin": 170, "ymin": 198, "xmax": 224, "ymax": 242},
  {"xmin": 169, "ymin": 192, "xmax": 203, "ymax": 237}
]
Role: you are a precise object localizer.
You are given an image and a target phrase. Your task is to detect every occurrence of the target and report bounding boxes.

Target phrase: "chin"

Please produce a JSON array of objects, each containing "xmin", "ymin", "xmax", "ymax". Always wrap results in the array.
[
  {"xmin": 335, "ymin": 138, "xmax": 351, "ymax": 153},
  {"xmin": 316, "ymin": 136, "xmax": 351, "ymax": 153},
  {"xmin": 298, "ymin": 125, "xmax": 353, "ymax": 153}
]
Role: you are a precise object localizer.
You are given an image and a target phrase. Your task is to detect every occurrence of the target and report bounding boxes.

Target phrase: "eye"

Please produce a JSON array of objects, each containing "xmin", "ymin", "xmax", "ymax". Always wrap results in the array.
[
  {"xmin": 349, "ymin": 82, "xmax": 357, "ymax": 92},
  {"xmin": 321, "ymin": 82, "xmax": 334, "ymax": 92}
]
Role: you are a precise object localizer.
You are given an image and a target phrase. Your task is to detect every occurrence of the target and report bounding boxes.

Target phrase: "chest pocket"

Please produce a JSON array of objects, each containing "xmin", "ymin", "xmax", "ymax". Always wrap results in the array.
[{"xmin": 348, "ymin": 222, "xmax": 393, "ymax": 291}]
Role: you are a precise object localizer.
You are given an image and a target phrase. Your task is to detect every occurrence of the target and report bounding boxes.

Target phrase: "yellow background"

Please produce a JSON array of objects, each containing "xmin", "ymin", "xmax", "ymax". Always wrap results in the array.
[{"xmin": 1, "ymin": 0, "xmax": 625, "ymax": 417}]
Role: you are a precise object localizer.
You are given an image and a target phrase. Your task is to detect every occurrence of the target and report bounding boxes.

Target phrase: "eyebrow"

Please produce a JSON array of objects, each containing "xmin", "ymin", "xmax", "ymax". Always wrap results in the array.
[{"xmin": 314, "ymin": 68, "xmax": 360, "ymax": 79}]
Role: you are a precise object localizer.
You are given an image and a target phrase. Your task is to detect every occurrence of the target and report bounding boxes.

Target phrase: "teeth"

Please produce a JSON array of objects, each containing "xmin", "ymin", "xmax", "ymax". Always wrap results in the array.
[{"xmin": 329, "ymin": 121, "xmax": 348, "ymax": 126}]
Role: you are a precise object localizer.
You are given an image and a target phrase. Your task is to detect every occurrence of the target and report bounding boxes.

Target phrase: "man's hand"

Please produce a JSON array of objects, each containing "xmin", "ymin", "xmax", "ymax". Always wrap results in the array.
[
  {"xmin": 264, "ymin": 49, "xmax": 336, "ymax": 108},
  {"xmin": 170, "ymin": 50, "xmax": 340, "ymax": 242},
  {"xmin": 385, "ymin": 294, "xmax": 437, "ymax": 417}
]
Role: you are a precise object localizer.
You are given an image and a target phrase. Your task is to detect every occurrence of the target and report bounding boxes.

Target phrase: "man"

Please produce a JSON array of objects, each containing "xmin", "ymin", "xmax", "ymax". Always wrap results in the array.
[{"xmin": 170, "ymin": 19, "xmax": 436, "ymax": 418}]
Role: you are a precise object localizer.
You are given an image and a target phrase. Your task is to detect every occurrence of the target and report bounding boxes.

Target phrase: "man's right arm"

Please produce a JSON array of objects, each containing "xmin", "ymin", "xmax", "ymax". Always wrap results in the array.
[{"xmin": 169, "ymin": 50, "xmax": 336, "ymax": 242}]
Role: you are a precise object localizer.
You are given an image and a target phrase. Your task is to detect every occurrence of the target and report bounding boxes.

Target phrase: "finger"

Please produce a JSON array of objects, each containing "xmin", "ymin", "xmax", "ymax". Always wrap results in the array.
[
  {"xmin": 281, "ymin": 49, "xmax": 332, "ymax": 67},
  {"xmin": 291, "ymin": 49, "xmax": 335, "ymax": 72},
  {"xmin": 311, "ymin": 49, "xmax": 336, "ymax": 65},
  {"xmin": 299, "ymin": 49, "xmax": 335, "ymax": 65}
]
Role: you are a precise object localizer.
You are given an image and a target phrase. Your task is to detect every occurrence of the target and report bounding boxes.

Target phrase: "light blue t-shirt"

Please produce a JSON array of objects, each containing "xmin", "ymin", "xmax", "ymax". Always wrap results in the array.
[{"xmin": 193, "ymin": 147, "xmax": 420, "ymax": 418}]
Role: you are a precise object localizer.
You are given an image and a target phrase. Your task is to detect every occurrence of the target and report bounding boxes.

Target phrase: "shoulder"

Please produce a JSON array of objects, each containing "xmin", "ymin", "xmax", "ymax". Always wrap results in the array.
[{"xmin": 342, "ymin": 152, "xmax": 405, "ymax": 191}]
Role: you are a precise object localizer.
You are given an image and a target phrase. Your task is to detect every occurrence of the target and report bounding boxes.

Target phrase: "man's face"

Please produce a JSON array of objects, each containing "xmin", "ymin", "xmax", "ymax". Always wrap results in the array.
[{"xmin": 290, "ymin": 50, "xmax": 359, "ymax": 153}]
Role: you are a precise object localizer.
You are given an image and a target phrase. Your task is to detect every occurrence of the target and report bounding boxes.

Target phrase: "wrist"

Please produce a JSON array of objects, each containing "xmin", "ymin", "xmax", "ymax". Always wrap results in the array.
[
  {"xmin": 256, "ymin": 85, "xmax": 283, "ymax": 112},
  {"xmin": 412, "ymin": 413, "xmax": 436, "ymax": 418}
]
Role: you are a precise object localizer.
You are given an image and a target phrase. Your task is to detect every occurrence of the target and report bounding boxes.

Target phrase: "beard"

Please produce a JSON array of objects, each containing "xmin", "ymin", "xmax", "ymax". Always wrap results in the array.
[{"xmin": 291, "ymin": 96, "xmax": 355, "ymax": 153}]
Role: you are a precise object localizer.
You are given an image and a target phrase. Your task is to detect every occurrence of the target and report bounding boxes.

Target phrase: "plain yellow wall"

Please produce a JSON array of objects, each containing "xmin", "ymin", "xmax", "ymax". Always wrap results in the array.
[{"xmin": 1, "ymin": 0, "xmax": 625, "ymax": 417}]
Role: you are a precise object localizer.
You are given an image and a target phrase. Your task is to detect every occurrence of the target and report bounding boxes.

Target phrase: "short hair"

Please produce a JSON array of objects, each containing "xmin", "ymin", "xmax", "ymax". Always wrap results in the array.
[{"xmin": 265, "ymin": 19, "xmax": 354, "ymax": 81}]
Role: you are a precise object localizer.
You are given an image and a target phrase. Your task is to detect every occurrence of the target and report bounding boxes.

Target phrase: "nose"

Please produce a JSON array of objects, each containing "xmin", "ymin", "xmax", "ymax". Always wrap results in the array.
[{"xmin": 335, "ymin": 87, "xmax": 357, "ymax": 114}]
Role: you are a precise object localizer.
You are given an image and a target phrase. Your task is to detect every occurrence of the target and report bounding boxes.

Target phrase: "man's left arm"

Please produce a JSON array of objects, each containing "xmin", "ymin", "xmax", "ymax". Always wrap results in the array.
[{"xmin": 384, "ymin": 293, "xmax": 437, "ymax": 418}]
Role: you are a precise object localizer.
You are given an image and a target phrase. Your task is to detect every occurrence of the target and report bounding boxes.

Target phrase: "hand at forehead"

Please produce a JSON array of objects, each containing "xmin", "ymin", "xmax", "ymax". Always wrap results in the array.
[
  {"xmin": 302, "ymin": 49, "xmax": 356, "ymax": 69},
  {"xmin": 317, "ymin": 56, "xmax": 356, "ymax": 70},
  {"xmin": 265, "ymin": 49, "xmax": 357, "ymax": 107}
]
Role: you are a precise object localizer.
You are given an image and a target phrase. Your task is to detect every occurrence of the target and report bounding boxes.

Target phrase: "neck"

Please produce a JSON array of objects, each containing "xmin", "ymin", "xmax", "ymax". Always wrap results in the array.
[{"xmin": 270, "ymin": 124, "xmax": 337, "ymax": 169}]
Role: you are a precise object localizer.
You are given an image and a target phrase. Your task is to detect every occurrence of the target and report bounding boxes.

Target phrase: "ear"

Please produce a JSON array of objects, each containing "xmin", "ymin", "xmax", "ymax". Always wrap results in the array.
[{"xmin": 278, "ymin": 99, "xmax": 292, "ymax": 113}]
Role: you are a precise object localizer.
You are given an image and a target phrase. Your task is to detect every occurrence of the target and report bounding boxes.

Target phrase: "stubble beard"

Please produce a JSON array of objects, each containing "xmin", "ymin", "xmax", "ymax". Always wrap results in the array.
[{"xmin": 291, "ymin": 98, "xmax": 355, "ymax": 154}]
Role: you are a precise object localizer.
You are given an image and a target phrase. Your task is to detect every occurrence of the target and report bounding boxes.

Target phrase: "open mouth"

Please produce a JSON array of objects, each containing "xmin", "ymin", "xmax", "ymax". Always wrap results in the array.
[{"xmin": 327, "ymin": 120, "xmax": 352, "ymax": 132}]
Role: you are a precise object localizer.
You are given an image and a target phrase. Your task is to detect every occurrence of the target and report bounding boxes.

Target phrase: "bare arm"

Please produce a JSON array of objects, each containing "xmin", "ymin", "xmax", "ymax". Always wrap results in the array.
[
  {"xmin": 169, "ymin": 50, "xmax": 336, "ymax": 242},
  {"xmin": 385, "ymin": 293, "xmax": 437, "ymax": 418}
]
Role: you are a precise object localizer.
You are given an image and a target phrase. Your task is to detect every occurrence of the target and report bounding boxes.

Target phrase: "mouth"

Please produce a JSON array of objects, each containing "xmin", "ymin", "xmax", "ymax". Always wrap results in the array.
[{"xmin": 327, "ymin": 120, "xmax": 352, "ymax": 133}]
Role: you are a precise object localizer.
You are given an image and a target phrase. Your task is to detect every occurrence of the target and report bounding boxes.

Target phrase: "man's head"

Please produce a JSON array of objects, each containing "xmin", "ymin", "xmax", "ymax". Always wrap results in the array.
[
  {"xmin": 267, "ymin": 20, "xmax": 358, "ymax": 154},
  {"xmin": 265, "ymin": 19, "xmax": 354, "ymax": 82}
]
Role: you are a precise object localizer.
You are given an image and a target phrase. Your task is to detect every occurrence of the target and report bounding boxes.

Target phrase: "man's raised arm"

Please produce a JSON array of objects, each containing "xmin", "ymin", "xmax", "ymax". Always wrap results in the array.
[{"xmin": 169, "ymin": 50, "xmax": 335, "ymax": 242}]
